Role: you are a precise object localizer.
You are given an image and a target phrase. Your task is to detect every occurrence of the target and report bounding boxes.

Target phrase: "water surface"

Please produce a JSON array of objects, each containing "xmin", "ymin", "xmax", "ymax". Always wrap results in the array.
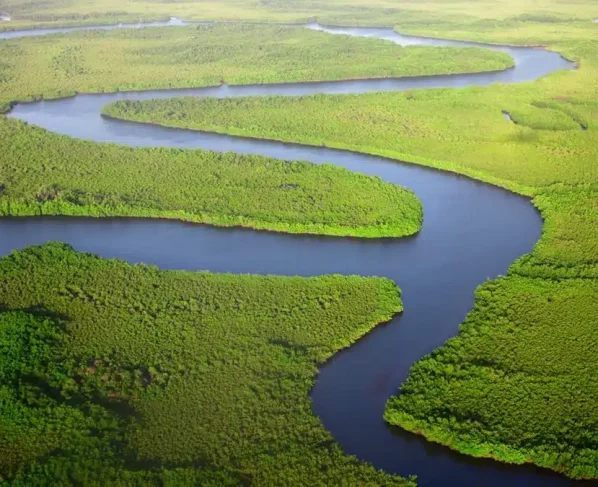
[{"xmin": 0, "ymin": 20, "xmax": 583, "ymax": 486}]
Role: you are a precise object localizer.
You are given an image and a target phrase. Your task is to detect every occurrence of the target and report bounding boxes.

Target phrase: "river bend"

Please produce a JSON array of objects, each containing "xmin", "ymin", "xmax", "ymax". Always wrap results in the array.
[{"xmin": 0, "ymin": 19, "xmax": 581, "ymax": 486}]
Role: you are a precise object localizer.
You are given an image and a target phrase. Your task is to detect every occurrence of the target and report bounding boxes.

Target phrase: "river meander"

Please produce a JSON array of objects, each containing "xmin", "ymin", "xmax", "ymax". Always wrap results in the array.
[{"xmin": 0, "ymin": 19, "xmax": 582, "ymax": 486}]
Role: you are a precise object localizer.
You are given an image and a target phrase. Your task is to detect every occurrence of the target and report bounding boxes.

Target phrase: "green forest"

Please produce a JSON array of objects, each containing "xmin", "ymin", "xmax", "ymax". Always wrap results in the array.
[
  {"xmin": 0, "ymin": 117, "xmax": 422, "ymax": 238},
  {"xmin": 93, "ymin": 7, "xmax": 598, "ymax": 480},
  {"xmin": 1, "ymin": 21, "xmax": 512, "ymax": 239},
  {"xmin": 385, "ymin": 274, "xmax": 598, "ymax": 479},
  {"xmin": 0, "ymin": 24, "xmax": 513, "ymax": 110},
  {"xmin": 0, "ymin": 243, "xmax": 411, "ymax": 486},
  {"xmin": 103, "ymin": 70, "xmax": 598, "ymax": 194},
  {"xmin": 0, "ymin": 0, "xmax": 598, "ymax": 483}
]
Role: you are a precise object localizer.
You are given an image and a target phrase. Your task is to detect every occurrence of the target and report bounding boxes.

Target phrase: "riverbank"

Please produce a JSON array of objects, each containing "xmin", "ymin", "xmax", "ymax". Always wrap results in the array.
[
  {"xmin": 88, "ymin": 15, "xmax": 598, "ymax": 481},
  {"xmin": 1, "ymin": 9, "xmax": 592, "ymax": 485},
  {"xmin": 0, "ymin": 242, "xmax": 410, "ymax": 486}
]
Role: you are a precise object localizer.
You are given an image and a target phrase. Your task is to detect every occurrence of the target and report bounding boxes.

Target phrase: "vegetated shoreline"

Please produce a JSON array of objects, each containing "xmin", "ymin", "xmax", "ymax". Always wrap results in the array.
[
  {"xmin": 0, "ymin": 67, "xmax": 518, "ymax": 114},
  {"xmin": 0, "ymin": 21, "xmax": 520, "ymax": 240},
  {"xmin": 100, "ymin": 90, "xmax": 598, "ymax": 479},
  {"xmin": 383, "ymin": 399, "xmax": 592, "ymax": 480},
  {"xmin": 316, "ymin": 20, "xmax": 580, "ymax": 72},
  {"xmin": 384, "ymin": 275, "xmax": 597, "ymax": 482},
  {"xmin": 0, "ymin": 16, "xmax": 580, "ymax": 75},
  {"xmin": 0, "ymin": 242, "xmax": 413, "ymax": 485},
  {"xmin": 0, "ymin": 14, "xmax": 171, "ymax": 32},
  {"xmin": 26, "ymin": 95, "xmax": 576, "ymax": 479},
  {"xmin": 2, "ymin": 101, "xmax": 424, "ymax": 238},
  {"xmin": 0, "ymin": 202, "xmax": 422, "ymax": 240},
  {"xmin": 100, "ymin": 110, "xmax": 537, "ymax": 196},
  {"xmin": 3, "ymin": 17, "xmax": 593, "ymax": 482},
  {"xmin": 315, "ymin": 20, "xmax": 573, "ymax": 53},
  {"xmin": 0, "ymin": 16, "xmax": 307, "ymax": 33},
  {"xmin": 1, "ymin": 108, "xmax": 424, "ymax": 239},
  {"xmin": 0, "ymin": 16, "xmax": 577, "ymax": 68},
  {"xmin": 0, "ymin": 23, "xmax": 518, "ymax": 98}
]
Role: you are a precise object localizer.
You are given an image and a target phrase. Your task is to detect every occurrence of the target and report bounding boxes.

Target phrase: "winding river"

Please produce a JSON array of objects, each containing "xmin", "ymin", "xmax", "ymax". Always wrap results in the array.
[{"xmin": 0, "ymin": 19, "xmax": 584, "ymax": 486}]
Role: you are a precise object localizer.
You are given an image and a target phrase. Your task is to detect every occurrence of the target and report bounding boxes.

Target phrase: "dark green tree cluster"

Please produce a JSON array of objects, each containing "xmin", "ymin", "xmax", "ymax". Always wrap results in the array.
[
  {"xmin": 511, "ymin": 188, "xmax": 598, "ymax": 279},
  {"xmin": 0, "ymin": 243, "xmax": 412, "ymax": 486},
  {"xmin": 1, "ymin": 0, "xmax": 597, "ymax": 481},
  {"xmin": 114, "ymin": 18, "xmax": 598, "ymax": 481},
  {"xmin": 385, "ymin": 272, "xmax": 598, "ymax": 479},
  {"xmin": 0, "ymin": 117, "xmax": 422, "ymax": 238},
  {"xmin": 385, "ymin": 188, "xmax": 598, "ymax": 480}
]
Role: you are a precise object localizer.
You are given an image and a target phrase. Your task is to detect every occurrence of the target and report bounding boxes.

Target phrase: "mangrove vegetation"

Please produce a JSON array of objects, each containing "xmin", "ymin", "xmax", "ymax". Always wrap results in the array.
[
  {"xmin": 0, "ymin": 243, "xmax": 411, "ymax": 486},
  {"xmin": 1, "ymin": 0, "xmax": 598, "ymax": 482},
  {"xmin": 0, "ymin": 24, "xmax": 514, "ymax": 111},
  {"xmin": 96, "ymin": 8, "xmax": 598, "ymax": 480},
  {"xmin": 1, "ymin": 0, "xmax": 596, "ymax": 32},
  {"xmin": 0, "ymin": 117, "xmax": 423, "ymax": 238}
]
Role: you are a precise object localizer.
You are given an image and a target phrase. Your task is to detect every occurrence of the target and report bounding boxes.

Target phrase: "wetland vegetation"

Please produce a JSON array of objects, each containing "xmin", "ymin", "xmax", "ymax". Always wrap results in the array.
[
  {"xmin": 0, "ymin": 22, "xmax": 521, "ymax": 238},
  {"xmin": 0, "ymin": 116, "xmax": 423, "ymax": 238},
  {"xmin": 0, "ymin": 24, "xmax": 513, "ymax": 110},
  {"xmin": 94, "ymin": 7, "xmax": 598, "ymax": 480},
  {"xmin": 1, "ymin": 0, "xmax": 596, "ymax": 31},
  {"xmin": 1, "ymin": 0, "xmax": 598, "ymax": 483},
  {"xmin": 103, "ymin": 76, "xmax": 598, "ymax": 194},
  {"xmin": 0, "ymin": 243, "xmax": 411, "ymax": 486}
]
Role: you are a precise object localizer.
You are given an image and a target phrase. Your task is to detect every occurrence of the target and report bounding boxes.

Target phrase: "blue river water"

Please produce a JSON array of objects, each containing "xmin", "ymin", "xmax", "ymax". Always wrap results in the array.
[{"xmin": 0, "ymin": 19, "xmax": 584, "ymax": 486}]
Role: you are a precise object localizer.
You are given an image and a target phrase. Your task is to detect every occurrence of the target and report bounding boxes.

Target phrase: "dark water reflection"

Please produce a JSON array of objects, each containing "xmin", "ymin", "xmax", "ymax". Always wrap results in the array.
[{"xmin": 0, "ymin": 20, "xmax": 585, "ymax": 486}]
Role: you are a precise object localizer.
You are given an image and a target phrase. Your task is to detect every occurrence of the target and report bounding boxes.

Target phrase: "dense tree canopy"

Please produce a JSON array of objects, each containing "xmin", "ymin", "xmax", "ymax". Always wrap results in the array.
[
  {"xmin": 0, "ymin": 117, "xmax": 422, "ymax": 238},
  {"xmin": 0, "ymin": 0, "xmax": 597, "ymax": 481},
  {"xmin": 98, "ymin": 13, "xmax": 598, "ymax": 480},
  {"xmin": 0, "ymin": 24, "xmax": 513, "ymax": 110},
  {"xmin": 0, "ymin": 243, "xmax": 410, "ymax": 486}
]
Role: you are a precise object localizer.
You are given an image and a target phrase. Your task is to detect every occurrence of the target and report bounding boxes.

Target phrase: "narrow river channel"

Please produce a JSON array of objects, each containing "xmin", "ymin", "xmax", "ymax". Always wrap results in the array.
[{"xmin": 0, "ymin": 18, "xmax": 583, "ymax": 486}]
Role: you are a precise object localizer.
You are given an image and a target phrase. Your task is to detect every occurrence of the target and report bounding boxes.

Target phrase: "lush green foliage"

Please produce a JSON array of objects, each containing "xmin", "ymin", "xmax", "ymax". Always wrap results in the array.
[
  {"xmin": 97, "ymin": 9, "xmax": 598, "ymax": 480},
  {"xmin": 380, "ymin": 13, "xmax": 598, "ymax": 482},
  {"xmin": 4, "ymin": 22, "xmax": 520, "ymax": 238},
  {"xmin": 101, "ymin": 72, "xmax": 598, "ymax": 482},
  {"xmin": 511, "ymin": 189, "xmax": 598, "ymax": 279},
  {"xmin": 504, "ymin": 102, "xmax": 587, "ymax": 131},
  {"xmin": 0, "ymin": 24, "xmax": 513, "ymax": 109},
  {"xmin": 385, "ymin": 185, "xmax": 598, "ymax": 476},
  {"xmin": 1, "ymin": 0, "xmax": 598, "ymax": 480},
  {"xmin": 0, "ymin": 243, "xmax": 411, "ymax": 486},
  {"xmin": 374, "ymin": 17, "xmax": 598, "ymax": 479},
  {"xmin": 385, "ymin": 273, "xmax": 598, "ymax": 479},
  {"xmin": 114, "ymin": 80, "xmax": 598, "ymax": 194},
  {"xmin": 0, "ymin": 117, "xmax": 422, "ymax": 237}
]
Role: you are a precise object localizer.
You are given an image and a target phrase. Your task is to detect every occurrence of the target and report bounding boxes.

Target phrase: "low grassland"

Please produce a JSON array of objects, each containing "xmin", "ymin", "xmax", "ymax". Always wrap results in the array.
[
  {"xmin": 0, "ymin": 243, "xmax": 410, "ymax": 486},
  {"xmin": 0, "ymin": 24, "xmax": 513, "ymax": 110},
  {"xmin": 102, "ymin": 14, "xmax": 598, "ymax": 479},
  {"xmin": 0, "ymin": 117, "xmax": 422, "ymax": 238}
]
